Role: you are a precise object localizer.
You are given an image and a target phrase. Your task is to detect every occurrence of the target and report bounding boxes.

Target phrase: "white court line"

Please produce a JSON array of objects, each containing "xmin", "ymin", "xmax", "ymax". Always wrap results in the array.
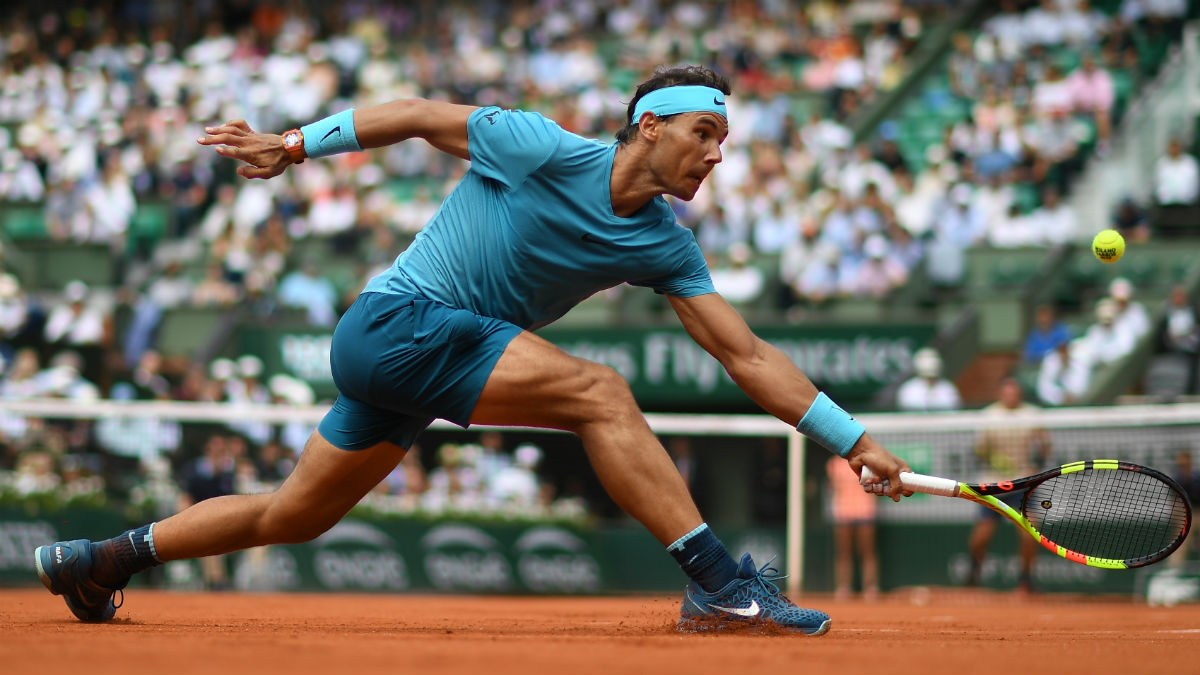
[{"xmin": 1156, "ymin": 629, "xmax": 1200, "ymax": 634}]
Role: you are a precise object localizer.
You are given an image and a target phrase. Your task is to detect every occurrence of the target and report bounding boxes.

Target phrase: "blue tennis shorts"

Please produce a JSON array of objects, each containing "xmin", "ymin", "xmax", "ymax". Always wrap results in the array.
[{"xmin": 317, "ymin": 291, "xmax": 522, "ymax": 450}]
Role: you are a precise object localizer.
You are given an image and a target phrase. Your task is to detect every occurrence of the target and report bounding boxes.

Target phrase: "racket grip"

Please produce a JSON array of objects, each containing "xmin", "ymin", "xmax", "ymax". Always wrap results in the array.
[{"xmin": 860, "ymin": 467, "xmax": 960, "ymax": 497}]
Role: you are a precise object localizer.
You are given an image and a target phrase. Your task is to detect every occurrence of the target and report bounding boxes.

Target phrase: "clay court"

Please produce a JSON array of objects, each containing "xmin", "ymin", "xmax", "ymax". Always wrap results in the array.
[{"xmin": 1, "ymin": 588, "xmax": 1197, "ymax": 674}]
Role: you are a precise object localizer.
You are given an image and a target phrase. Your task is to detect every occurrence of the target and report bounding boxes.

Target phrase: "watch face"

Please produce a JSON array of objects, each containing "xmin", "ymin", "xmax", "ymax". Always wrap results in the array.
[{"xmin": 284, "ymin": 131, "xmax": 300, "ymax": 148}]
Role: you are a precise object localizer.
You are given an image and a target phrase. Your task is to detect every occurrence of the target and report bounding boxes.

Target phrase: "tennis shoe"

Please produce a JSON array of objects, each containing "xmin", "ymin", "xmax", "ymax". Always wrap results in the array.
[
  {"xmin": 34, "ymin": 539, "xmax": 125, "ymax": 622},
  {"xmin": 678, "ymin": 553, "xmax": 831, "ymax": 635}
]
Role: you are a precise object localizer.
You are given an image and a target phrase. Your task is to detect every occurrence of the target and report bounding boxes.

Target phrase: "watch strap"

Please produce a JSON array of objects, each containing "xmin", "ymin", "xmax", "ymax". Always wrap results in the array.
[{"xmin": 282, "ymin": 129, "xmax": 306, "ymax": 164}]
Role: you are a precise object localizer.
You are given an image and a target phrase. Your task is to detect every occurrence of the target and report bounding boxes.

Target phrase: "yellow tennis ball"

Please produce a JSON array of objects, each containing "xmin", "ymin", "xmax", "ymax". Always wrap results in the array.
[{"xmin": 1092, "ymin": 229, "xmax": 1125, "ymax": 263}]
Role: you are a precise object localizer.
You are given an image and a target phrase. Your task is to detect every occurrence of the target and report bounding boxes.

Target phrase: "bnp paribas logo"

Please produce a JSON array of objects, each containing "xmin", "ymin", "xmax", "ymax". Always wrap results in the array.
[{"xmin": 421, "ymin": 524, "xmax": 513, "ymax": 591}]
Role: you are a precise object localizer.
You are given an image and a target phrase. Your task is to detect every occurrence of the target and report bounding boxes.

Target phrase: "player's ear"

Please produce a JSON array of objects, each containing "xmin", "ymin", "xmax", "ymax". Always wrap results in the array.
[{"xmin": 637, "ymin": 112, "xmax": 661, "ymax": 142}]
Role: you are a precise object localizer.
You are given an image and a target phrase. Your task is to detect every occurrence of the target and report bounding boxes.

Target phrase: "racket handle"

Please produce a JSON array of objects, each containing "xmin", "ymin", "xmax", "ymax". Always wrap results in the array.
[{"xmin": 860, "ymin": 467, "xmax": 960, "ymax": 497}]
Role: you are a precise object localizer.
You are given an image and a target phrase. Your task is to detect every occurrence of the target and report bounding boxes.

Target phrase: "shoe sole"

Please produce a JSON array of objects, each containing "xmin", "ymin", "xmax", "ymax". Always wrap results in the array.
[{"xmin": 678, "ymin": 617, "xmax": 832, "ymax": 636}]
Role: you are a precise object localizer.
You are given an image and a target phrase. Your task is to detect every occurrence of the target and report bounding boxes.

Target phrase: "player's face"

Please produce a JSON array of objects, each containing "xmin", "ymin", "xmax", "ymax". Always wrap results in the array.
[{"xmin": 658, "ymin": 112, "xmax": 727, "ymax": 200}]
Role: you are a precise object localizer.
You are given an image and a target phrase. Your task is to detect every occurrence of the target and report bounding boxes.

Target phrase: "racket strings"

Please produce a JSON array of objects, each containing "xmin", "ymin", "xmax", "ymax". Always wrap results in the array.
[{"xmin": 1023, "ymin": 468, "xmax": 1189, "ymax": 562}]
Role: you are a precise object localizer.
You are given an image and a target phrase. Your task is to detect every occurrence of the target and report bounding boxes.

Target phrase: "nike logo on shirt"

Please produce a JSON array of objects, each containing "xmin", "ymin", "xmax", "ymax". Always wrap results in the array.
[{"xmin": 321, "ymin": 126, "xmax": 341, "ymax": 141}]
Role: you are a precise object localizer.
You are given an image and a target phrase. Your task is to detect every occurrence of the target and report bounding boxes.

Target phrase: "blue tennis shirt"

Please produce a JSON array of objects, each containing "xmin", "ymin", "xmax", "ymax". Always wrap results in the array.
[{"xmin": 363, "ymin": 107, "xmax": 715, "ymax": 330}]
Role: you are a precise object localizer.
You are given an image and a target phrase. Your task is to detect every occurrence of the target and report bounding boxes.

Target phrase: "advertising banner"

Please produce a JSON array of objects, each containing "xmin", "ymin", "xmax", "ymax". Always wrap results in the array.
[{"xmin": 243, "ymin": 322, "xmax": 936, "ymax": 406}]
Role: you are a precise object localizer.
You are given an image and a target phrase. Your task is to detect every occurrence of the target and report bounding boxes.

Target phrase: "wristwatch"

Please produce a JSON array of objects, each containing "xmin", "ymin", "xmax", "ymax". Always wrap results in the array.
[{"xmin": 282, "ymin": 129, "xmax": 306, "ymax": 164}]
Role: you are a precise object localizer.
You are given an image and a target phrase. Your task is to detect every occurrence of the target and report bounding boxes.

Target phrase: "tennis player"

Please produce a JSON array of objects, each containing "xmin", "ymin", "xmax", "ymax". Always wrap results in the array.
[{"xmin": 35, "ymin": 65, "xmax": 910, "ymax": 635}]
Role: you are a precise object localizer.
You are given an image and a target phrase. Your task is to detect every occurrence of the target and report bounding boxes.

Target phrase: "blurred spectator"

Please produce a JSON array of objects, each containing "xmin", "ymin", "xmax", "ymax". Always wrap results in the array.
[
  {"xmin": 467, "ymin": 431, "xmax": 503, "ymax": 478},
  {"xmin": 94, "ymin": 381, "xmax": 182, "ymax": 462},
  {"xmin": 1037, "ymin": 338, "xmax": 1093, "ymax": 405},
  {"xmin": 0, "ymin": 148, "xmax": 45, "ymax": 201},
  {"xmin": 709, "ymin": 243, "xmax": 765, "ymax": 308},
  {"xmin": 969, "ymin": 377, "xmax": 1050, "ymax": 591},
  {"xmin": 853, "ymin": 234, "xmax": 908, "ymax": 299},
  {"xmin": 1081, "ymin": 298, "xmax": 1136, "ymax": 366},
  {"xmin": 1169, "ymin": 449, "xmax": 1200, "ymax": 564},
  {"xmin": 1110, "ymin": 196, "xmax": 1150, "ymax": 243},
  {"xmin": 750, "ymin": 199, "xmax": 795, "ymax": 255},
  {"xmin": 38, "ymin": 350, "xmax": 99, "ymax": 401},
  {"xmin": 58, "ymin": 453, "xmax": 105, "ymax": 501},
  {"xmin": 44, "ymin": 281, "xmax": 106, "ymax": 351},
  {"xmin": 663, "ymin": 435, "xmax": 694, "ymax": 486},
  {"xmin": 1023, "ymin": 304, "xmax": 1073, "ymax": 364},
  {"xmin": 83, "ymin": 154, "xmax": 136, "ymax": 247},
  {"xmin": 1108, "ymin": 277, "xmax": 1150, "ymax": 340},
  {"xmin": 123, "ymin": 259, "xmax": 196, "ymax": 365},
  {"xmin": 489, "ymin": 443, "xmax": 544, "ymax": 513},
  {"xmin": 1155, "ymin": 138, "xmax": 1199, "ymax": 206},
  {"xmin": 988, "ymin": 202, "xmax": 1039, "ymax": 247},
  {"xmin": 0, "ymin": 273, "xmax": 44, "ymax": 354},
  {"xmin": 825, "ymin": 455, "xmax": 879, "ymax": 601},
  {"xmin": 1, "ymin": 347, "xmax": 42, "ymax": 399},
  {"xmin": 895, "ymin": 347, "xmax": 963, "ymax": 412},
  {"xmin": 934, "ymin": 183, "xmax": 988, "ymax": 250},
  {"xmin": 423, "ymin": 443, "xmax": 484, "ymax": 514},
  {"xmin": 1156, "ymin": 284, "xmax": 1200, "ymax": 395},
  {"xmin": 1032, "ymin": 64, "xmax": 1073, "ymax": 120},
  {"xmin": 947, "ymin": 31, "xmax": 984, "ymax": 99},
  {"xmin": 793, "ymin": 242, "xmax": 850, "ymax": 306},
  {"xmin": 192, "ymin": 261, "xmax": 241, "ymax": 307},
  {"xmin": 127, "ymin": 349, "xmax": 171, "ymax": 400},
  {"xmin": 225, "ymin": 355, "xmax": 272, "ymax": 445},
  {"xmin": 1028, "ymin": 186, "xmax": 1077, "ymax": 245},
  {"xmin": 13, "ymin": 451, "xmax": 60, "ymax": 496},
  {"xmin": 777, "ymin": 218, "xmax": 819, "ymax": 309},
  {"xmin": 266, "ymin": 373, "xmax": 315, "ymax": 456},
  {"xmin": 373, "ymin": 443, "xmax": 428, "ymax": 508},
  {"xmin": 207, "ymin": 358, "xmax": 236, "ymax": 402},
  {"xmin": 1066, "ymin": 53, "xmax": 1114, "ymax": 151},
  {"xmin": 277, "ymin": 259, "xmax": 338, "ymax": 326},
  {"xmin": 181, "ymin": 435, "xmax": 235, "ymax": 590}
]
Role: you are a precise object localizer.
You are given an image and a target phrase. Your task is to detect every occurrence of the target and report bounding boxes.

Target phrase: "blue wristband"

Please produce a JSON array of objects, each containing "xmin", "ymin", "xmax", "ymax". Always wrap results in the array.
[
  {"xmin": 797, "ymin": 392, "xmax": 866, "ymax": 458},
  {"xmin": 300, "ymin": 108, "xmax": 362, "ymax": 159}
]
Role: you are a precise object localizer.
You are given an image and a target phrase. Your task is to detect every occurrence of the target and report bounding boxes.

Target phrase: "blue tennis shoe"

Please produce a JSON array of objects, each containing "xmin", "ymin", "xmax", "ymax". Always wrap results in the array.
[
  {"xmin": 679, "ymin": 553, "xmax": 831, "ymax": 635},
  {"xmin": 34, "ymin": 539, "xmax": 125, "ymax": 622}
]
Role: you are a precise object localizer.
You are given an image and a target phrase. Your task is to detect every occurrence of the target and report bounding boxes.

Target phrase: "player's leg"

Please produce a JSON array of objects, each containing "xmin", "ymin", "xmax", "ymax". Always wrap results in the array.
[
  {"xmin": 967, "ymin": 518, "xmax": 997, "ymax": 586},
  {"xmin": 1016, "ymin": 530, "xmax": 1037, "ymax": 592},
  {"xmin": 470, "ymin": 330, "xmax": 830, "ymax": 635},
  {"xmin": 35, "ymin": 430, "xmax": 406, "ymax": 621},
  {"xmin": 856, "ymin": 522, "xmax": 880, "ymax": 600},
  {"xmin": 831, "ymin": 522, "xmax": 853, "ymax": 599},
  {"xmin": 151, "ymin": 431, "xmax": 407, "ymax": 559},
  {"xmin": 470, "ymin": 331, "xmax": 701, "ymax": 544}
]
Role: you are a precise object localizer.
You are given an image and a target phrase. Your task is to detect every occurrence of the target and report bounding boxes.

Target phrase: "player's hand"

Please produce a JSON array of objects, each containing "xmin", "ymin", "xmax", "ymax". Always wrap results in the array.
[
  {"xmin": 845, "ymin": 434, "xmax": 912, "ymax": 502},
  {"xmin": 196, "ymin": 120, "xmax": 293, "ymax": 179}
]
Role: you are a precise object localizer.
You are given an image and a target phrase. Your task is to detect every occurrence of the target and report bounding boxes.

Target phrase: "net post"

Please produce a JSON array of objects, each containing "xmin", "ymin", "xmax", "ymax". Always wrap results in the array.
[{"xmin": 786, "ymin": 427, "xmax": 806, "ymax": 596}]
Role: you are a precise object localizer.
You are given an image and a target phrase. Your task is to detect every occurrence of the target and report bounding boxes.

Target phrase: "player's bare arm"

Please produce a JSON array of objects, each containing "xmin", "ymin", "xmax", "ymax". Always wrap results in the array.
[
  {"xmin": 196, "ymin": 99, "xmax": 476, "ymax": 179},
  {"xmin": 668, "ymin": 292, "xmax": 911, "ymax": 499}
]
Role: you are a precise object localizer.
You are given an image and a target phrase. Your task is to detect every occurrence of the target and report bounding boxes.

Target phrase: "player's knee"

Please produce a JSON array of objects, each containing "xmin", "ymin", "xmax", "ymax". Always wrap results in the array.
[
  {"xmin": 261, "ymin": 496, "xmax": 338, "ymax": 544},
  {"xmin": 576, "ymin": 364, "xmax": 638, "ymax": 420}
]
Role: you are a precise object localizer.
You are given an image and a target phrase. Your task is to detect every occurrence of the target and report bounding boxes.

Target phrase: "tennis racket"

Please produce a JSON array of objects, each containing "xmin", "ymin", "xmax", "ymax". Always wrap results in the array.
[{"xmin": 861, "ymin": 459, "xmax": 1192, "ymax": 569}]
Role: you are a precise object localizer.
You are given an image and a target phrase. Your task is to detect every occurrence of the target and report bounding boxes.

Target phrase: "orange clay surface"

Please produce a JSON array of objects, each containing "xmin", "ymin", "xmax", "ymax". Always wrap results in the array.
[{"xmin": 2, "ymin": 587, "xmax": 1199, "ymax": 674}]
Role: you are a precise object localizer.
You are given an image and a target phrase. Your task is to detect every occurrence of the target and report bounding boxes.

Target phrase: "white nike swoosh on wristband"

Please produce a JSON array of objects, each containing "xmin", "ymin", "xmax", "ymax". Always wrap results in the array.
[{"xmin": 707, "ymin": 599, "xmax": 760, "ymax": 617}]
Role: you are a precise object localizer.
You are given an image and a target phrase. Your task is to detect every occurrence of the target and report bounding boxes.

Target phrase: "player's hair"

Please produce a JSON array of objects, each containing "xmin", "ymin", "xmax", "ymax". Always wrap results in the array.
[{"xmin": 615, "ymin": 65, "xmax": 732, "ymax": 145}]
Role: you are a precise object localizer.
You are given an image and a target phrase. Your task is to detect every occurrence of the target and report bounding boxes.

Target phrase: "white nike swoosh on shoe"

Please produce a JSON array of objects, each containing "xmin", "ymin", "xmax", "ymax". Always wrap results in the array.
[{"xmin": 707, "ymin": 599, "xmax": 760, "ymax": 617}]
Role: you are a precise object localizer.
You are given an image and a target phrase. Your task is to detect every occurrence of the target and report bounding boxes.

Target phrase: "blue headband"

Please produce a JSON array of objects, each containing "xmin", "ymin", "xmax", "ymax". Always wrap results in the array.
[{"xmin": 631, "ymin": 86, "xmax": 727, "ymax": 124}]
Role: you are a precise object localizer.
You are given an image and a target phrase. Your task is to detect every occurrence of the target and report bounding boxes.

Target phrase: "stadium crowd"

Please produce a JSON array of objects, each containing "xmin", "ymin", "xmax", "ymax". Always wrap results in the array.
[{"xmin": 0, "ymin": 0, "xmax": 1196, "ymax": 516}]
